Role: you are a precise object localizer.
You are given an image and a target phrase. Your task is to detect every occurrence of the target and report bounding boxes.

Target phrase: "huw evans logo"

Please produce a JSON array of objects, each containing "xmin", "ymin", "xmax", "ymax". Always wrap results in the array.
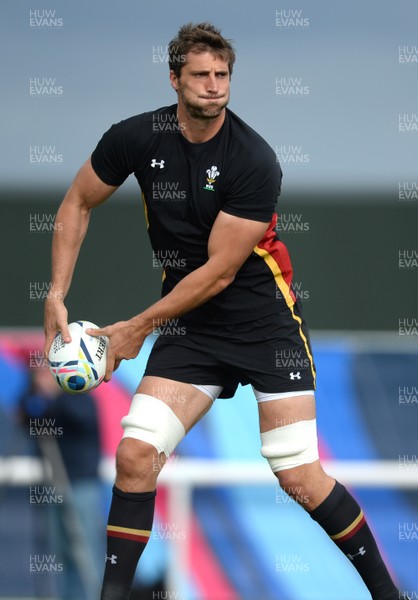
[
  {"xmin": 29, "ymin": 350, "xmax": 48, "ymax": 369},
  {"xmin": 152, "ymin": 44, "xmax": 186, "ymax": 64},
  {"xmin": 398, "ymin": 182, "xmax": 418, "ymax": 201},
  {"xmin": 399, "ymin": 455, "xmax": 418, "ymax": 470},
  {"xmin": 29, "ymin": 9, "xmax": 63, "ymax": 28},
  {"xmin": 398, "ymin": 522, "xmax": 418, "ymax": 541},
  {"xmin": 30, "ymin": 486, "xmax": 63, "ymax": 505},
  {"xmin": 399, "ymin": 46, "xmax": 418, "ymax": 64},
  {"xmin": 399, "ymin": 386, "xmax": 418, "ymax": 405},
  {"xmin": 275, "ymin": 145, "xmax": 310, "ymax": 164},
  {"xmin": 29, "ymin": 77, "xmax": 63, "ymax": 96},
  {"xmin": 152, "ymin": 522, "xmax": 186, "ymax": 540},
  {"xmin": 29, "ymin": 146, "xmax": 63, "ymax": 164},
  {"xmin": 399, "ymin": 114, "xmax": 418, "ymax": 132},
  {"xmin": 276, "ymin": 554, "xmax": 310, "ymax": 572},
  {"xmin": 398, "ymin": 318, "xmax": 418, "ymax": 336},
  {"xmin": 152, "ymin": 182, "xmax": 186, "ymax": 201},
  {"xmin": 275, "ymin": 485, "xmax": 309, "ymax": 505},
  {"xmin": 152, "ymin": 113, "xmax": 185, "ymax": 133},
  {"xmin": 30, "ymin": 213, "xmax": 63, "ymax": 233},
  {"xmin": 152, "ymin": 318, "xmax": 187, "ymax": 338},
  {"xmin": 29, "ymin": 418, "xmax": 63, "ymax": 437},
  {"xmin": 398, "ymin": 250, "xmax": 418, "ymax": 269},
  {"xmin": 275, "ymin": 9, "xmax": 310, "ymax": 28},
  {"xmin": 275, "ymin": 349, "xmax": 311, "ymax": 369},
  {"xmin": 29, "ymin": 282, "xmax": 63, "ymax": 302},
  {"xmin": 29, "ymin": 555, "xmax": 63, "ymax": 573},
  {"xmin": 276, "ymin": 281, "xmax": 310, "ymax": 302},
  {"xmin": 152, "ymin": 250, "xmax": 186, "ymax": 269},
  {"xmin": 276, "ymin": 213, "xmax": 309, "ymax": 233},
  {"xmin": 276, "ymin": 77, "xmax": 309, "ymax": 96}
]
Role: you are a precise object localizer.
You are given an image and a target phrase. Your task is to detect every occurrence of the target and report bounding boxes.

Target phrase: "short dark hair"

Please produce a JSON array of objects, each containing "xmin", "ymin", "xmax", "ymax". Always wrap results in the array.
[{"xmin": 168, "ymin": 22, "xmax": 236, "ymax": 78}]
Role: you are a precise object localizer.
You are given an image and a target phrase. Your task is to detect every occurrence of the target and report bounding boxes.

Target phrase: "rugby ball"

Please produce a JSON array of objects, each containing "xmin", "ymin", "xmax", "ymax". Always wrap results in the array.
[{"xmin": 48, "ymin": 320, "xmax": 108, "ymax": 394}]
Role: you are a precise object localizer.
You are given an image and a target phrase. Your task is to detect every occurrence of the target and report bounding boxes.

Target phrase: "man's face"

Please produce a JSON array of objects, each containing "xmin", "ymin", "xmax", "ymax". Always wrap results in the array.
[{"xmin": 170, "ymin": 51, "xmax": 230, "ymax": 120}]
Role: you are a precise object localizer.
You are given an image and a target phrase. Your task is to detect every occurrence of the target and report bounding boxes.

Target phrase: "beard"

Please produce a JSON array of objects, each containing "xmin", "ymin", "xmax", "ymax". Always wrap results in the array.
[{"xmin": 178, "ymin": 87, "xmax": 229, "ymax": 120}]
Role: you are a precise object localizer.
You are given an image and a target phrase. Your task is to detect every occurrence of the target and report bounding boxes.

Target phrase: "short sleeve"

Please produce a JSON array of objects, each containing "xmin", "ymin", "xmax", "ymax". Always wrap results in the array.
[
  {"xmin": 91, "ymin": 122, "xmax": 135, "ymax": 186},
  {"xmin": 222, "ymin": 149, "xmax": 282, "ymax": 222}
]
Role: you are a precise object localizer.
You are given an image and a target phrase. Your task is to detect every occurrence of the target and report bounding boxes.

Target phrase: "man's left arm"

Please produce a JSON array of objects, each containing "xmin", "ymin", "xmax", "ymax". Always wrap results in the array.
[{"xmin": 90, "ymin": 210, "xmax": 269, "ymax": 380}]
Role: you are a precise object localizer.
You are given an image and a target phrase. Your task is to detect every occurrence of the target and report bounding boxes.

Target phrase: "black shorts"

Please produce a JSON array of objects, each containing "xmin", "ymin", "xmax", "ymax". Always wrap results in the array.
[{"xmin": 144, "ymin": 302, "xmax": 316, "ymax": 399}]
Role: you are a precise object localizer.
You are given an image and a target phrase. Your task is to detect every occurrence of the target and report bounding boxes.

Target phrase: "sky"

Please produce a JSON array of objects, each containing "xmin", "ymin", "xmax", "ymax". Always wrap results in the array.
[{"xmin": 1, "ymin": 0, "xmax": 417, "ymax": 193}]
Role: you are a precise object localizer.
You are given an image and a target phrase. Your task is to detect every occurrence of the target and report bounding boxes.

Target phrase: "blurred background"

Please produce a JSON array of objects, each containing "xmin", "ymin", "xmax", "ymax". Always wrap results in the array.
[{"xmin": 0, "ymin": 0, "xmax": 417, "ymax": 598}]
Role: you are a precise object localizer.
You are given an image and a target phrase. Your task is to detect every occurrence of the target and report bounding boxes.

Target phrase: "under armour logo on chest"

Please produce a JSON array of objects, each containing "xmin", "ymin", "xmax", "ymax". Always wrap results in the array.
[{"xmin": 151, "ymin": 159, "xmax": 165, "ymax": 169}]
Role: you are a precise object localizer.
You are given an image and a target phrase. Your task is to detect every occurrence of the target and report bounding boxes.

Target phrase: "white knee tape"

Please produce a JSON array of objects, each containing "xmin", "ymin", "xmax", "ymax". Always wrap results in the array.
[
  {"xmin": 260, "ymin": 419, "xmax": 319, "ymax": 472},
  {"xmin": 121, "ymin": 394, "xmax": 186, "ymax": 457}
]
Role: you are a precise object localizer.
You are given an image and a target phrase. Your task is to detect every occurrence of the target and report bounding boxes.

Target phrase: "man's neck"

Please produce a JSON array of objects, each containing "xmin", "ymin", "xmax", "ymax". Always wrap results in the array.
[{"xmin": 177, "ymin": 106, "xmax": 226, "ymax": 143}]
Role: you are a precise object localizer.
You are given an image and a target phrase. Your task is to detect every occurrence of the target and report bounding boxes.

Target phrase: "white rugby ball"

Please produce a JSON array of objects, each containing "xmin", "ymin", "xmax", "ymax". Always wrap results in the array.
[{"xmin": 48, "ymin": 320, "xmax": 108, "ymax": 394}]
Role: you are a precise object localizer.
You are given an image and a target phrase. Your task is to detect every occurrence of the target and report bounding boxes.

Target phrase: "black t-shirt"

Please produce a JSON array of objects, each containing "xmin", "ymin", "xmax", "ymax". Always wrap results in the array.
[{"xmin": 91, "ymin": 104, "xmax": 297, "ymax": 325}]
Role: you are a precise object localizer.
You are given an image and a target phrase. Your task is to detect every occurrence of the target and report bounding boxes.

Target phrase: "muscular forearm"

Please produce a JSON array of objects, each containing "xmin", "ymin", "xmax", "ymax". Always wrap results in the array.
[
  {"xmin": 131, "ymin": 262, "xmax": 234, "ymax": 336},
  {"xmin": 129, "ymin": 211, "xmax": 269, "ymax": 338},
  {"xmin": 48, "ymin": 194, "xmax": 91, "ymax": 300},
  {"xmin": 44, "ymin": 160, "xmax": 118, "ymax": 354},
  {"xmin": 87, "ymin": 211, "xmax": 268, "ymax": 379}
]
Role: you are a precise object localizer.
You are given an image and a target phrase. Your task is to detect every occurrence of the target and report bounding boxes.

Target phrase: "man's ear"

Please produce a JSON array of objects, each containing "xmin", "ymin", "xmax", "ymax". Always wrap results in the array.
[{"xmin": 169, "ymin": 70, "xmax": 179, "ymax": 91}]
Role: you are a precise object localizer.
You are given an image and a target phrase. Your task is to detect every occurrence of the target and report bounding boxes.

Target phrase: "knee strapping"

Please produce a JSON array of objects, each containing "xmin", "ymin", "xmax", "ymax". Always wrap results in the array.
[
  {"xmin": 121, "ymin": 393, "xmax": 185, "ymax": 457},
  {"xmin": 260, "ymin": 419, "xmax": 319, "ymax": 472}
]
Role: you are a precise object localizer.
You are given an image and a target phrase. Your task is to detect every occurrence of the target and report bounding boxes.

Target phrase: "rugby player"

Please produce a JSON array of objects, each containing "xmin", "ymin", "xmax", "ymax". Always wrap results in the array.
[{"xmin": 44, "ymin": 22, "xmax": 402, "ymax": 600}]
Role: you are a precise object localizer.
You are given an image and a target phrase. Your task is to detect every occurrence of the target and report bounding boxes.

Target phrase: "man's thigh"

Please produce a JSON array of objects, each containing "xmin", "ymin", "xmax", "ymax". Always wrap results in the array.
[
  {"xmin": 136, "ymin": 376, "xmax": 215, "ymax": 433},
  {"xmin": 258, "ymin": 393, "xmax": 316, "ymax": 433}
]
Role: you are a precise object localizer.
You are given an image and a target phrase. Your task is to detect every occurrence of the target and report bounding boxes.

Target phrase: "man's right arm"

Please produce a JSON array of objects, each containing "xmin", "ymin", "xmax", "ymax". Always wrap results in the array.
[{"xmin": 44, "ymin": 158, "xmax": 118, "ymax": 355}]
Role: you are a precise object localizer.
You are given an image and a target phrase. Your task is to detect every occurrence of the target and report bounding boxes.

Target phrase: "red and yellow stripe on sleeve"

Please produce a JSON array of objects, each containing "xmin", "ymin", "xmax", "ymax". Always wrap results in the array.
[
  {"xmin": 254, "ymin": 213, "xmax": 296, "ymax": 308},
  {"xmin": 254, "ymin": 214, "xmax": 316, "ymax": 385}
]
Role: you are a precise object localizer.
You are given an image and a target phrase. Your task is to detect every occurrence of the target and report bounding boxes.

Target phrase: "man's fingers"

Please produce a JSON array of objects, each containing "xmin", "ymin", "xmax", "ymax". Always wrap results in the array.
[
  {"xmin": 86, "ymin": 325, "xmax": 116, "ymax": 381},
  {"xmin": 44, "ymin": 323, "xmax": 71, "ymax": 356},
  {"xmin": 103, "ymin": 354, "xmax": 122, "ymax": 382},
  {"xmin": 60, "ymin": 323, "xmax": 72, "ymax": 343},
  {"xmin": 86, "ymin": 327, "xmax": 108, "ymax": 337},
  {"xmin": 44, "ymin": 334, "xmax": 55, "ymax": 358},
  {"xmin": 104, "ymin": 351, "xmax": 115, "ymax": 382}
]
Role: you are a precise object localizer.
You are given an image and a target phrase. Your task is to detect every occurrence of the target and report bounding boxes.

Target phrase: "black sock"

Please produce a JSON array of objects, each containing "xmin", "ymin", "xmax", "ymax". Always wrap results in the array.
[
  {"xmin": 100, "ymin": 486, "xmax": 156, "ymax": 600},
  {"xmin": 310, "ymin": 481, "xmax": 399, "ymax": 600}
]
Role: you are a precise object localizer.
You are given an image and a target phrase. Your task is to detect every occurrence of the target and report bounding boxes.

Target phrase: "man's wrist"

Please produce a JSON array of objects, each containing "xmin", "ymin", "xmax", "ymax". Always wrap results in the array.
[
  {"xmin": 45, "ymin": 283, "xmax": 67, "ymax": 303},
  {"xmin": 130, "ymin": 313, "xmax": 154, "ymax": 337},
  {"xmin": 45, "ymin": 292, "xmax": 65, "ymax": 303}
]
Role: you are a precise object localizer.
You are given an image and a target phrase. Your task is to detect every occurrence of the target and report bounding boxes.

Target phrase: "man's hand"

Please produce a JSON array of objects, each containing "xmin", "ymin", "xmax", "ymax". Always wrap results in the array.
[
  {"xmin": 87, "ymin": 319, "xmax": 146, "ymax": 382},
  {"xmin": 44, "ymin": 297, "xmax": 71, "ymax": 357}
]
